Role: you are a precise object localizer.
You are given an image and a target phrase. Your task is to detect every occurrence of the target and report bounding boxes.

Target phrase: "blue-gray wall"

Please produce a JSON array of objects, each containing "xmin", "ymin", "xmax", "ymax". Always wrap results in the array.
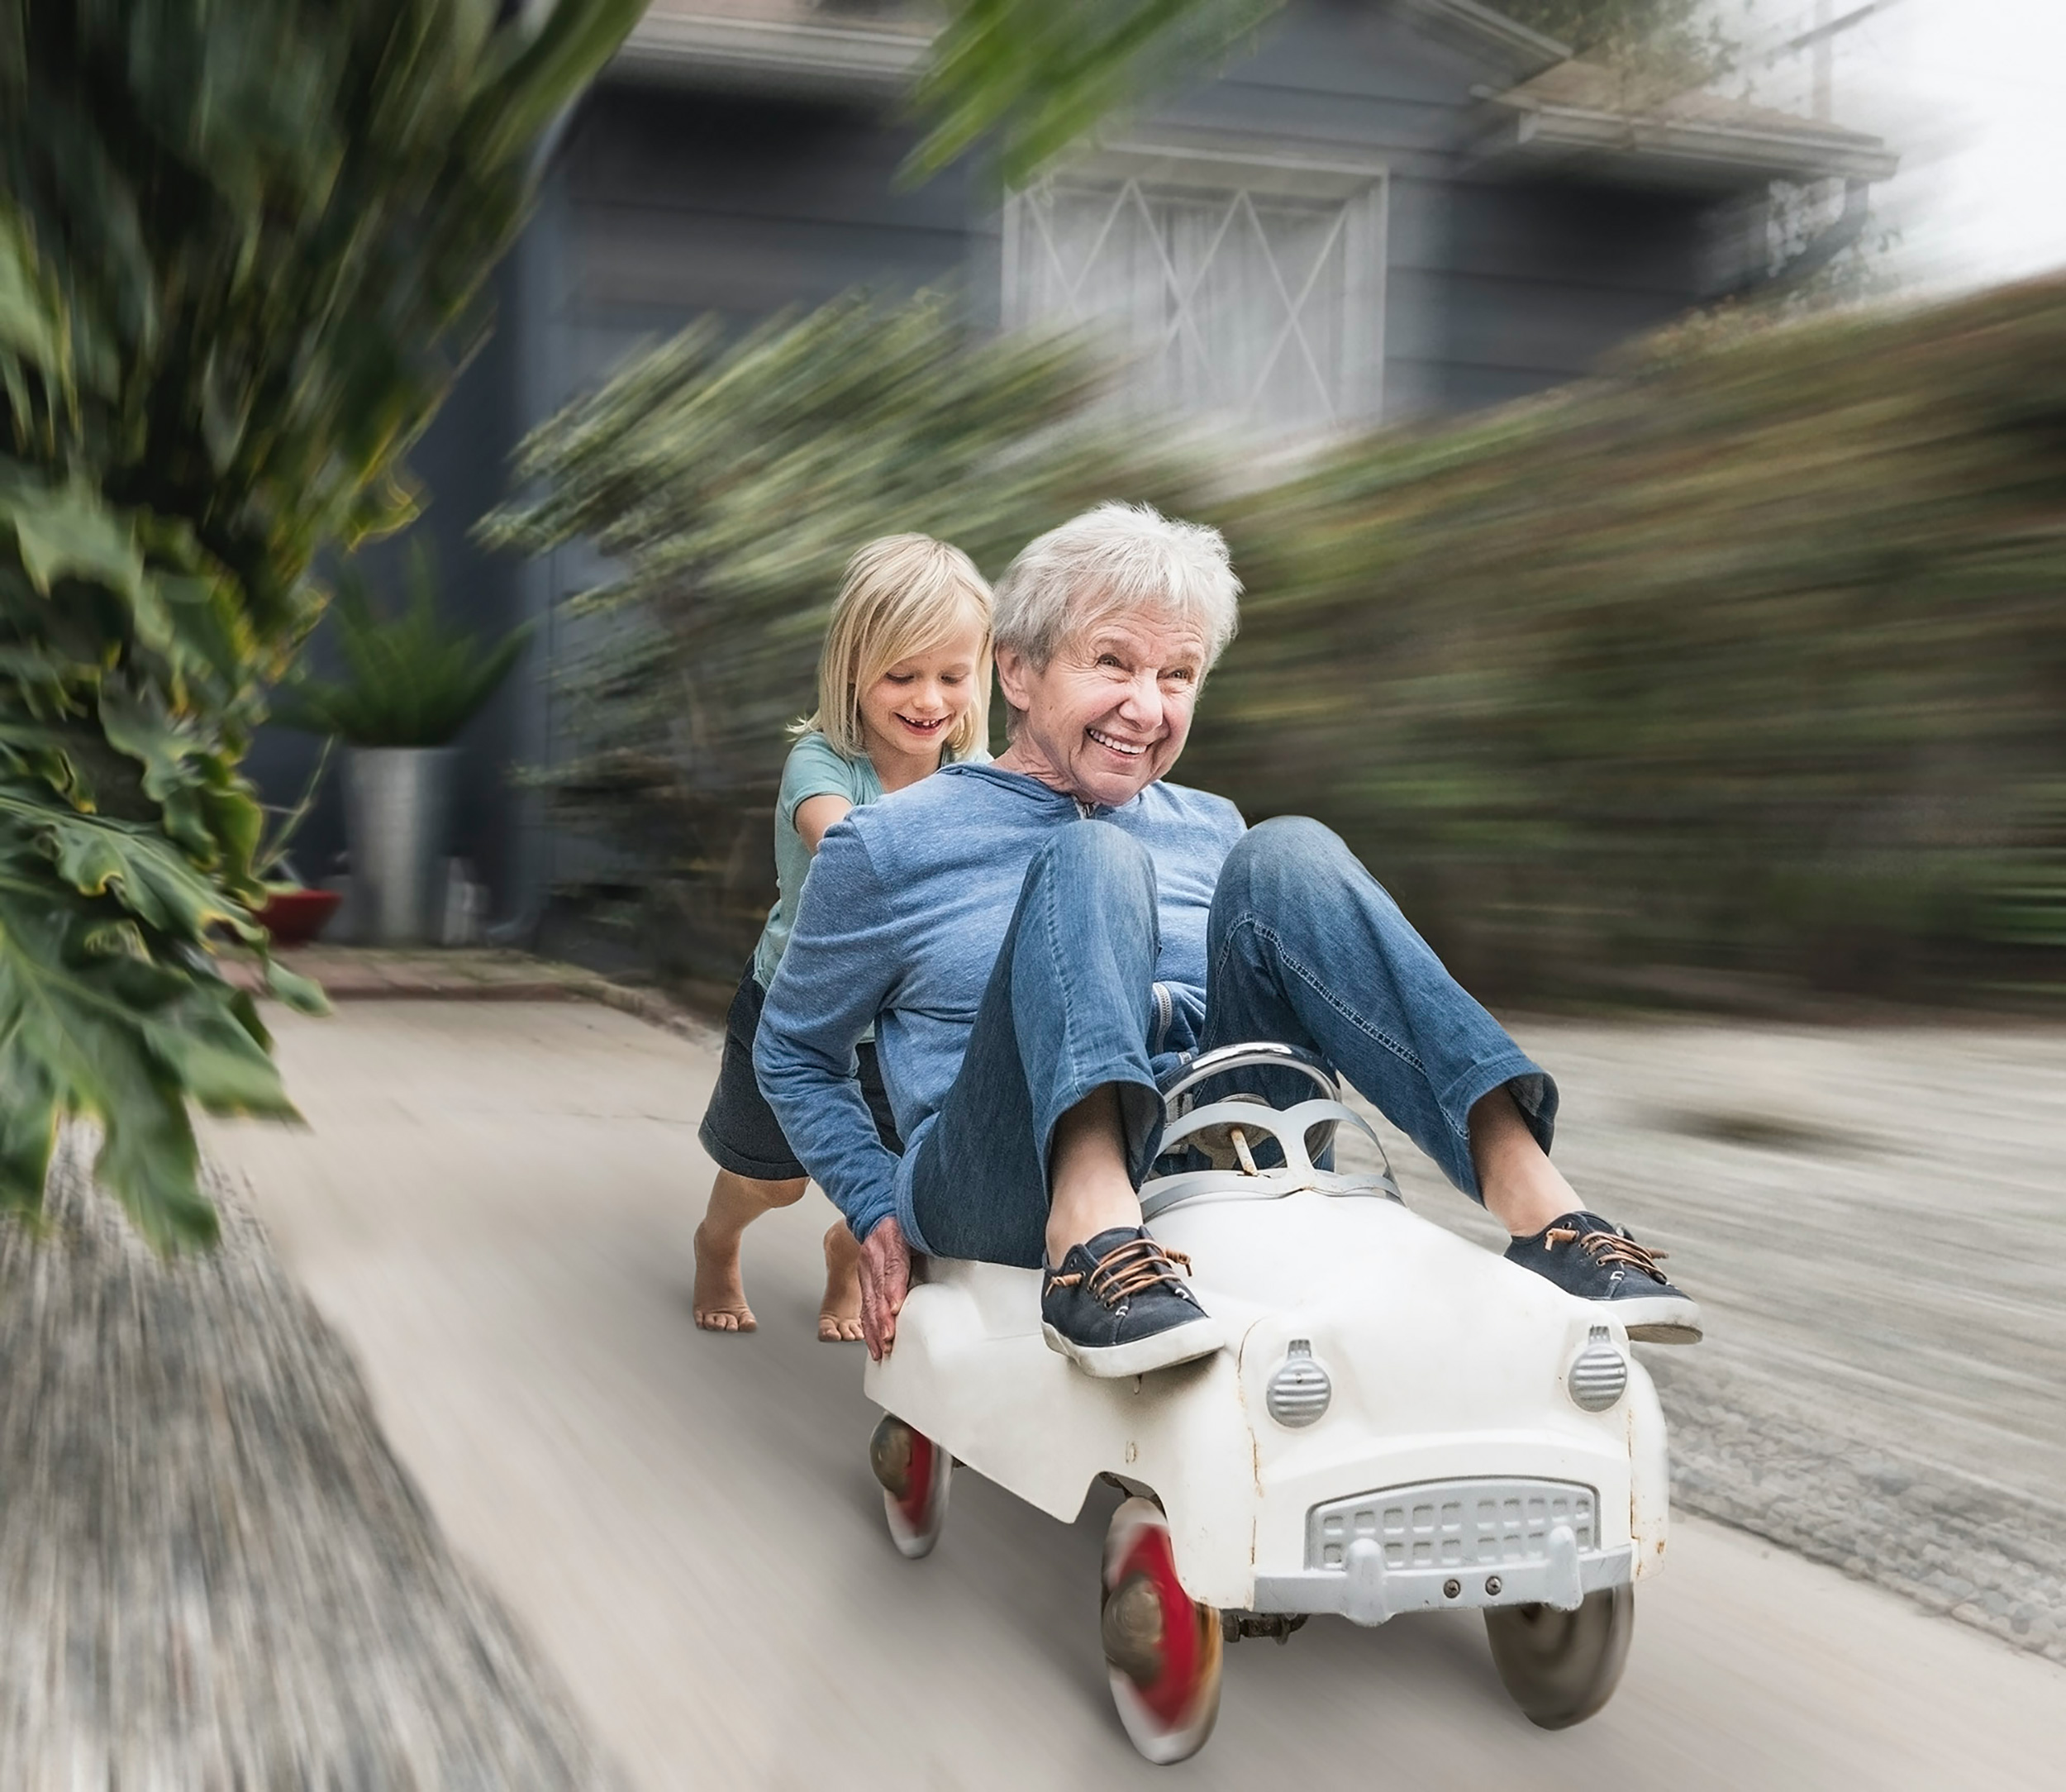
[{"xmin": 255, "ymin": 0, "xmax": 1730, "ymax": 929}]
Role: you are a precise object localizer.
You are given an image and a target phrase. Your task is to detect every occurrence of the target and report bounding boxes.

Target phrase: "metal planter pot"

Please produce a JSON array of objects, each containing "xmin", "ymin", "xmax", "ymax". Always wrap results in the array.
[{"xmin": 345, "ymin": 746, "xmax": 459, "ymax": 946}]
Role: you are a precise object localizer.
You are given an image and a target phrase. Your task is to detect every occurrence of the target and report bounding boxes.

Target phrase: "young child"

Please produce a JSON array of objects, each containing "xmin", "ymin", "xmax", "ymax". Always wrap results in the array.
[{"xmin": 693, "ymin": 534, "xmax": 993, "ymax": 1341}]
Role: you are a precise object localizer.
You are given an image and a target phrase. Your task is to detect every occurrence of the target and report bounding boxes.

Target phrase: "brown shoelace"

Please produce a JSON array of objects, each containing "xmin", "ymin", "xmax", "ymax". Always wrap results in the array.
[
  {"xmin": 1050, "ymin": 1236, "xmax": 1194, "ymax": 1308},
  {"xmin": 1545, "ymin": 1224, "xmax": 1669, "ymax": 1284}
]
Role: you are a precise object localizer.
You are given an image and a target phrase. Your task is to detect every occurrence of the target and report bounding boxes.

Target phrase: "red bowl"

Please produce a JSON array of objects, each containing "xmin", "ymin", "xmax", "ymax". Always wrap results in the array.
[{"xmin": 255, "ymin": 887, "xmax": 341, "ymax": 946}]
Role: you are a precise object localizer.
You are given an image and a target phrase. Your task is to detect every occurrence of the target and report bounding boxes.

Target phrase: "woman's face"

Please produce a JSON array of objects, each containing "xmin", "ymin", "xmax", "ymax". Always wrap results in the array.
[
  {"xmin": 855, "ymin": 624, "xmax": 988, "ymax": 782},
  {"xmin": 994, "ymin": 608, "xmax": 1206, "ymax": 808}
]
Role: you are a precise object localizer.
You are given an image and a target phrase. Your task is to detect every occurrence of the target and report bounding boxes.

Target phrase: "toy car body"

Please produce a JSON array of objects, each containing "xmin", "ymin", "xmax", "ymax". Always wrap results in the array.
[{"xmin": 865, "ymin": 1044, "xmax": 1670, "ymax": 1761}]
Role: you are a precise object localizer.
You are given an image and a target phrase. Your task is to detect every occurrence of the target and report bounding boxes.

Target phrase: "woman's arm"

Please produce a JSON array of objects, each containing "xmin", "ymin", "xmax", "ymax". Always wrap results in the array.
[
  {"xmin": 793, "ymin": 793, "xmax": 853, "ymax": 855},
  {"xmin": 755, "ymin": 824, "xmax": 902, "ymax": 1242}
]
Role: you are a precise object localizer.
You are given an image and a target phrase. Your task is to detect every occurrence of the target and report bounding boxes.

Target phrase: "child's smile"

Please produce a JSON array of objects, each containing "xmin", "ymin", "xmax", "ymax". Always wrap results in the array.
[{"xmin": 859, "ymin": 622, "xmax": 989, "ymax": 790}]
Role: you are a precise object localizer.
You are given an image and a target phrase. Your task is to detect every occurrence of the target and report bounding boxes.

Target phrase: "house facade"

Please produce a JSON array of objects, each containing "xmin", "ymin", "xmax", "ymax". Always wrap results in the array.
[{"xmin": 256, "ymin": 0, "xmax": 1892, "ymax": 935}]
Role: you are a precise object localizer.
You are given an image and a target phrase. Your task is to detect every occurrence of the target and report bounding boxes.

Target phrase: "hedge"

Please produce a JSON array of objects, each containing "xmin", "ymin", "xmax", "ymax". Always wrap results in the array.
[{"xmin": 493, "ymin": 279, "xmax": 2066, "ymax": 1008}]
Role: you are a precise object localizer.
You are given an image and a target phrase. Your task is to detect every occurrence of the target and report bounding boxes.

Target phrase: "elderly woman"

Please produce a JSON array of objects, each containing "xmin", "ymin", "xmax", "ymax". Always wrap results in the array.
[{"xmin": 755, "ymin": 503, "xmax": 1697, "ymax": 1374}]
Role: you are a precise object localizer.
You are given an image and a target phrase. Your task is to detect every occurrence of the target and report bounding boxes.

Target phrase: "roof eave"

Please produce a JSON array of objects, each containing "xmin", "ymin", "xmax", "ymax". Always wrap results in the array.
[
  {"xmin": 1402, "ymin": 0, "xmax": 1571, "ymax": 74},
  {"xmin": 607, "ymin": 12, "xmax": 931, "ymax": 100},
  {"xmin": 1478, "ymin": 101, "xmax": 1899, "ymax": 189},
  {"xmin": 608, "ymin": 2, "xmax": 1577, "ymax": 102}
]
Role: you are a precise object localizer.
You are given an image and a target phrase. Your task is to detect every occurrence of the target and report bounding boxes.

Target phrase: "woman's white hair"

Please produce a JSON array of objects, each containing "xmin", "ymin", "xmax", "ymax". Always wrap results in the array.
[{"xmin": 993, "ymin": 502, "xmax": 1240, "ymax": 674}]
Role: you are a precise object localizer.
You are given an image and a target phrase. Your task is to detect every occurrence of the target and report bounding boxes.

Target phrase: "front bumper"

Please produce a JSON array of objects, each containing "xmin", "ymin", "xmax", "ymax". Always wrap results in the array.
[{"xmin": 1249, "ymin": 1475, "xmax": 1631, "ymax": 1624}]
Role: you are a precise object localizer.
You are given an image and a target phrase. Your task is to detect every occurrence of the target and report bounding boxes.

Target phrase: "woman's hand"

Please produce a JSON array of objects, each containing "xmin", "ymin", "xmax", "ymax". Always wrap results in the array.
[{"xmin": 856, "ymin": 1215, "xmax": 912, "ymax": 1361}]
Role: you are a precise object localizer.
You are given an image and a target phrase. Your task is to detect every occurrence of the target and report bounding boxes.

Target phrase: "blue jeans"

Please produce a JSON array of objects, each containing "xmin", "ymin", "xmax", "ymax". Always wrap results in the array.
[{"xmin": 905, "ymin": 817, "xmax": 1556, "ymax": 1268}]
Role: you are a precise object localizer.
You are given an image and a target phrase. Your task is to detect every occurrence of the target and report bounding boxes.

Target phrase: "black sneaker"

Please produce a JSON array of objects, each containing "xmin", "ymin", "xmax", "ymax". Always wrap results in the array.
[
  {"xmin": 1505, "ymin": 1211, "xmax": 1702, "ymax": 1345},
  {"xmin": 1041, "ymin": 1227, "xmax": 1224, "ymax": 1377}
]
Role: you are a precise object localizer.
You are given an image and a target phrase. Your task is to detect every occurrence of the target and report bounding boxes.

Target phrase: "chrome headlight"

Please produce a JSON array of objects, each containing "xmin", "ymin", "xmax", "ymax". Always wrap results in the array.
[
  {"xmin": 1266, "ymin": 1339, "xmax": 1332, "ymax": 1427},
  {"xmin": 1567, "ymin": 1325, "xmax": 1628, "ymax": 1412}
]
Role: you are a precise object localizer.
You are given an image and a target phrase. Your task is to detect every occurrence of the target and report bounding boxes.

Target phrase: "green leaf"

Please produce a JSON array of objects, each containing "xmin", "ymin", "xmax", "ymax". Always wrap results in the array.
[
  {"xmin": 0, "ymin": 839, "xmax": 296, "ymax": 1247},
  {"xmin": 262, "ymin": 954, "xmax": 329, "ymax": 1016},
  {"xmin": 0, "ymin": 469, "xmax": 145, "ymax": 604},
  {"xmin": 0, "ymin": 210, "xmax": 64, "ymax": 380},
  {"xmin": 905, "ymin": 0, "xmax": 1283, "ymax": 188}
]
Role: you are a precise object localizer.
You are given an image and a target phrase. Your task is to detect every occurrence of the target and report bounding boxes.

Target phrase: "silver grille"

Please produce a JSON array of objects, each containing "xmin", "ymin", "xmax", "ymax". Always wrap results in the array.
[{"xmin": 1307, "ymin": 1479, "xmax": 1597, "ymax": 1573}]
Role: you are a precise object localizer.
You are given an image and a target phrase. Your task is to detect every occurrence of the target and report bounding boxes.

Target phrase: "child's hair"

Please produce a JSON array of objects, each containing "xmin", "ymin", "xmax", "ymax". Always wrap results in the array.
[{"xmin": 802, "ymin": 534, "xmax": 993, "ymax": 761}]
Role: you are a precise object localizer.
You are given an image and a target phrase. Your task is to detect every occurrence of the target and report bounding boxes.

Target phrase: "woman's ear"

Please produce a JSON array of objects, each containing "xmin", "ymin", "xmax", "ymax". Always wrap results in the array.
[{"xmin": 994, "ymin": 644, "xmax": 1034, "ymax": 713}]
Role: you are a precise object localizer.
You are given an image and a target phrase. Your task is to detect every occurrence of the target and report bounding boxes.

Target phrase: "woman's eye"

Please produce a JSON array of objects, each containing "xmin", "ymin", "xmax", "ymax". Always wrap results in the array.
[
  {"xmin": 884, "ymin": 672, "xmax": 915, "ymax": 684},
  {"xmin": 1097, "ymin": 654, "xmax": 1124, "ymax": 669}
]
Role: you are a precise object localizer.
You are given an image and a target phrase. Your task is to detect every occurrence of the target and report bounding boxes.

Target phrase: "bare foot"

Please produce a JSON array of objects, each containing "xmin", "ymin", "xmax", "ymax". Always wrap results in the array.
[
  {"xmin": 818, "ymin": 1221, "xmax": 864, "ymax": 1343},
  {"xmin": 693, "ymin": 1220, "xmax": 757, "ymax": 1333}
]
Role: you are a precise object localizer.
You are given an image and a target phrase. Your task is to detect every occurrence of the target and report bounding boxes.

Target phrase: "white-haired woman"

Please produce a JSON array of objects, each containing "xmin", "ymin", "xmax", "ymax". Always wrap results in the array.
[{"xmin": 756, "ymin": 503, "xmax": 1698, "ymax": 1373}]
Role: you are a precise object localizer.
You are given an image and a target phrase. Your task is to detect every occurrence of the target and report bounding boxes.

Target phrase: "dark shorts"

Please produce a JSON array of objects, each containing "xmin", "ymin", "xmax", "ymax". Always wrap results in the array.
[{"xmin": 697, "ymin": 965, "xmax": 902, "ymax": 1183}]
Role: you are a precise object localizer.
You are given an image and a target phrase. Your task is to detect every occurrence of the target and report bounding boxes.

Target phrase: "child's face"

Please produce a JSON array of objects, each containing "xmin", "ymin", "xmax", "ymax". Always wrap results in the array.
[{"xmin": 857, "ymin": 626, "xmax": 987, "ymax": 774}]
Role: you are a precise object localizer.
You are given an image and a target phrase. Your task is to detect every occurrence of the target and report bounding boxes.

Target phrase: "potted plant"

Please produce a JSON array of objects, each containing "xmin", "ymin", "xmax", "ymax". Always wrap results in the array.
[{"xmin": 277, "ymin": 546, "xmax": 531, "ymax": 946}]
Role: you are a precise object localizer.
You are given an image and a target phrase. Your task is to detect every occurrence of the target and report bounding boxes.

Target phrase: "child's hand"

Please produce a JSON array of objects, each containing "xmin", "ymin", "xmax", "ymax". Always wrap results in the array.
[{"xmin": 857, "ymin": 1216, "xmax": 912, "ymax": 1360}]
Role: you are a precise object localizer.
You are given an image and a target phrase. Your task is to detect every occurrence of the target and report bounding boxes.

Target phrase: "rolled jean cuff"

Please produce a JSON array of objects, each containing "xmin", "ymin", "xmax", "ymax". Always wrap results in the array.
[
  {"xmin": 893, "ymin": 1129, "xmax": 936, "ymax": 1257},
  {"xmin": 1438, "ymin": 1052, "xmax": 1559, "ymax": 1203},
  {"xmin": 1035, "ymin": 1067, "xmax": 1167, "ymax": 1202}
]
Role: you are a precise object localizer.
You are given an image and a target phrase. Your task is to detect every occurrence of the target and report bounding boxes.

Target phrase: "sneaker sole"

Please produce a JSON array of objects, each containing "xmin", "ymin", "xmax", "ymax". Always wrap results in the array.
[
  {"xmin": 1042, "ymin": 1314, "xmax": 1225, "ymax": 1378},
  {"xmin": 1607, "ymin": 1294, "xmax": 1703, "ymax": 1345}
]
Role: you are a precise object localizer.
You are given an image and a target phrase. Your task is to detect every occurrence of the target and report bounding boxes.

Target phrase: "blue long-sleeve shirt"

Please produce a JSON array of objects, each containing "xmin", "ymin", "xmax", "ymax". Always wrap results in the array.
[{"xmin": 754, "ymin": 762, "xmax": 1246, "ymax": 1245}]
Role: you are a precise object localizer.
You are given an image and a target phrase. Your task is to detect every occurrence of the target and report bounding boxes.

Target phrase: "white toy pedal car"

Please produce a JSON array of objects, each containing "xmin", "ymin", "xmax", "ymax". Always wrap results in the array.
[{"xmin": 866, "ymin": 1043, "xmax": 1670, "ymax": 1763}]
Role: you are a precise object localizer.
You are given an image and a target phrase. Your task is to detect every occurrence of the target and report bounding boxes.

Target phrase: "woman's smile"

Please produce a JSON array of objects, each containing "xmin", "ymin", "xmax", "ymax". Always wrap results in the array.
[{"xmin": 1085, "ymin": 725, "xmax": 1148, "ymax": 760}]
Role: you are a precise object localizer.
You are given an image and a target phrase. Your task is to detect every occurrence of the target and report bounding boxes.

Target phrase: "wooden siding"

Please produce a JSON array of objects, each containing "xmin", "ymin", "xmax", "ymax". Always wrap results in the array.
[
  {"xmin": 272, "ymin": 0, "xmax": 1734, "ymax": 922},
  {"xmin": 564, "ymin": 85, "xmax": 973, "ymax": 350},
  {"xmin": 1150, "ymin": 0, "xmax": 1711, "ymax": 412}
]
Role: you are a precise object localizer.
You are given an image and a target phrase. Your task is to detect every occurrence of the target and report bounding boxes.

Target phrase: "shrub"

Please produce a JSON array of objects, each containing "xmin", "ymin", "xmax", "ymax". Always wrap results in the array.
[
  {"xmin": 1191, "ymin": 279, "xmax": 2066, "ymax": 1004},
  {"xmin": 481, "ymin": 290, "xmax": 1212, "ymax": 982},
  {"xmin": 0, "ymin": 0, "xmax": 641, "ymax": 1245},
  {"xmin": 497, "ymin": 279, "xmax": 2066, "ymax": 1010}
]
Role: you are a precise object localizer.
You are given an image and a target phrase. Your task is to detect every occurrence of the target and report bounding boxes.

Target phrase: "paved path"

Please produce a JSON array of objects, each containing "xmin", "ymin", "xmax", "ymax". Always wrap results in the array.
[
  {"xmin": 202, "ymin": 1003, "xmax": 2066, "ymax": 1791},
  {"xmin": 1332, "ymin": 1021, "xmax": 2066, "ymax": 1661}
]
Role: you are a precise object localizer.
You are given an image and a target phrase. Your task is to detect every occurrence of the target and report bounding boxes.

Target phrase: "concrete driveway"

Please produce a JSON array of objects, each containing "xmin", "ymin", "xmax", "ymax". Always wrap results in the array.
[{"xmin": 202, "ymin": 1001, "xmax": 2066, "ymax": 1790}]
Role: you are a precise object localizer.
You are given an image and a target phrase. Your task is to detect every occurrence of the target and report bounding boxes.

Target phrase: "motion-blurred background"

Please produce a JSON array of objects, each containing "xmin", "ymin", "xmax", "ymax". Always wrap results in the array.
[
  {"xmin": 252, "ymin": 0, "xmax": 2066, "ymax": 1018},
  {"xmin": 7, "ymin": 5, "xmax": 2066, "ymax": 1788}
]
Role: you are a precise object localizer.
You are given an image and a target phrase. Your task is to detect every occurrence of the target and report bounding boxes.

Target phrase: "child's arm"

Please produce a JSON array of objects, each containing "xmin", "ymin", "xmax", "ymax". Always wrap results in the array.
[{"xmin": 793, "ymin": 794, "xmax": 852, "ymax": 855}]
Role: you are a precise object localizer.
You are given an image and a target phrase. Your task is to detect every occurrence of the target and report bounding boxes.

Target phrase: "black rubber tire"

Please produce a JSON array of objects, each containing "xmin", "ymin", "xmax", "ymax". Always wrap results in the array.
[{"xmin": 1483, "ymin": 1585, "xmax": 1634, "ymax": 1730}]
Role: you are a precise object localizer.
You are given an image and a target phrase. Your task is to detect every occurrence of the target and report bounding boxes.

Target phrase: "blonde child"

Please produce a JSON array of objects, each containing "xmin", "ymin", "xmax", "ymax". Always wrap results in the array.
[{"xmin": 693, "ymin": 535, "xmax": 993, "ymax": 1340}]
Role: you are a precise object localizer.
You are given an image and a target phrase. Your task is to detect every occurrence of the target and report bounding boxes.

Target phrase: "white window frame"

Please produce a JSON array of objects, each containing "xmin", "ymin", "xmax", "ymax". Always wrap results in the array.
[{"xmin": 1001, "ymin": 136, "xmax": 1390, "ymax": 431}]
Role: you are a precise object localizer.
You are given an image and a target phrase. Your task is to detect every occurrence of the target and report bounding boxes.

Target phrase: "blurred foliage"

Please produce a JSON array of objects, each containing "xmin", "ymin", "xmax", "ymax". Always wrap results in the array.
[
  {"xmin": 1501, "ymin": 1, "xmax": 1735, "ymax": 94},
  {"xmin": 0, "ymin": 0, "xmax": 640, "ymax": 1245},
  {"xmin": 274, "ymin": 546, "xmax": 531, "ymax": 748},
  {"xmin": 480, "ymin": 291, "xmax": 1207, "ymax": 982},
  {"xmin": 908, "ymin": 1, "xmax": 1743, "ymax": 193},
  {"xmin": 1188, "ymin": 278, "xmax": 2066, "ymax": 1007},
  {"xmin": 1499, "ymin": 0, "xmax": 1711, "ymax": 56},
  {"xmin": 907, "ymin": 0, "xmax": 1285, "ymax": 188},
  {"xmin": 498, "ymin": 279, "xmax": 2066, "ymax": 1010}
]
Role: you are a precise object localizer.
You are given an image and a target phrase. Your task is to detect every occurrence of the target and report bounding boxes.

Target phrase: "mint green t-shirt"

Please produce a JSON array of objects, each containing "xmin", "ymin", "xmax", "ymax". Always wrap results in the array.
[{"xmin": 752, "ymin": 732, "xmax": 883, "ymax": 990}]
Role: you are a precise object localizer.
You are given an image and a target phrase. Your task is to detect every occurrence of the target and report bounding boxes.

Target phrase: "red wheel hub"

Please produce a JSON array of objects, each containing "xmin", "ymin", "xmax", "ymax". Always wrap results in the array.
[
  {"xmin": 890, "ymin": 1429, "xmax": 939, "ymax": 1536},
  {"xmin": 1107, "ymin": 1523, "xmax": 1207, "ymax": 1726}
]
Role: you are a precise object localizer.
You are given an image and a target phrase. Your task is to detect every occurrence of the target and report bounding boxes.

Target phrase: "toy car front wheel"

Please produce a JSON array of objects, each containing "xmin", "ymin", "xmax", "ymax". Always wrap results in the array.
[
  {"xmin": 869, "ymin": 1413, "xmax": 950, "ymax": 1558},
  {"xmin": 1483, "ymin": 1585, "xmax": 1634, "ymax": 1729},
  {"xmin": 1100, "ymin": 1496, "xmax": 1223, "ymax": 1764}
]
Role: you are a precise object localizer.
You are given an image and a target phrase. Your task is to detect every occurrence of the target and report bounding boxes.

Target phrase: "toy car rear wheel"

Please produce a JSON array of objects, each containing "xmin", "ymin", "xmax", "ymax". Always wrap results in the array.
[
  {"xmin": 1483, "ymin": 1585, "xmax": 1634, "ymax": 1729},
  {"xmin": 1100, "ymin": 1496, "xmax": 1223, "ymax": 1764},
  {"xmin": 869, "ymin": 1413, "xmax": 950, "ymax": 1559}
]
